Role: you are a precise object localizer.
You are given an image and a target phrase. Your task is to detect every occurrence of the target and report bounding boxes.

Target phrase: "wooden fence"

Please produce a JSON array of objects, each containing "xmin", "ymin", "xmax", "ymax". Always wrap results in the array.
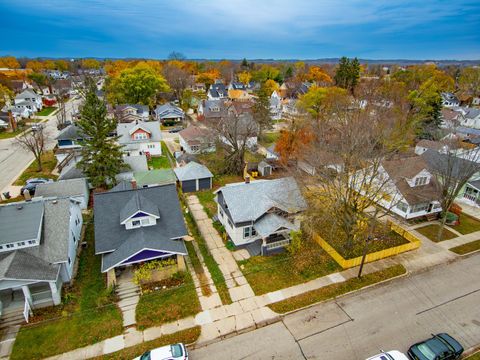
[{"xmin": 314, "ymin": 221, "xmax": 421, "ymax": 269}]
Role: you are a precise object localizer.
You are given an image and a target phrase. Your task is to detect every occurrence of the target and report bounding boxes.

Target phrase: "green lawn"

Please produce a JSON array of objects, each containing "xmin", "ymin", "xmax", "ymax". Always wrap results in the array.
[
  {"xmin": 466, "ymin": 351, "xmax": 480, "ymax": 360},
  {"xmin": 148, "ymin": 155, "xmax": 171, "ymax": 169},
  {"xmin": 197, "ymin": 190, "xmax": 216, "ymax": 218},
  {"xmin": 415, "ymin": 224, "xmax": 457, "ymax": 242},
  {"xmin": 449, "ymin": 239, "xmax": 480, "ymax": 255},
  {"xmin": 36, "ymin": 107, "xmax": 57, "ymax": 116},
  {"xmin": 184, "ymin": 210, "xmax": 232, "ymax": 304},
  {"xmin": 268, "ymin": 265, "xmax": 406, "ymax": 313},
  {"xmin": 238, "ymin": 237, "xmax": 341, "ymax": 295},
  {"xmin": 135, "ymin": 271, "xmax": 201, "ymax": 330},
  {"xmin": 92, "ymin": 327, "xmax": 201, "ymax": 360},
  {"xmin": 259, "ymin": 132, "xmax": 280, "ymax": 148},
  {"xmin": 0, "ymin": 127, "xmax": 29, "ymax": 140},
  {"xmin": 185, "ymin": 241, "xmax": 211, "ymax": 296},
  {"xmin": 14, "ymin": 151, "xmax": 58, "ymax": 185},
  {"xmin": 452, "ymin": 213, "xmax": 480, "ymax": 235},
  {"xmin": 11, "ymin": 217, "xmax": 123, "ymax": 360}
]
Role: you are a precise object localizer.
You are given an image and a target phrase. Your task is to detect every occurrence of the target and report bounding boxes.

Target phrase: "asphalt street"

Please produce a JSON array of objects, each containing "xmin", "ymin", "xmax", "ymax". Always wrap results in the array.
[
  {"xmin": 191, "ymin": 253, "xmax": 480, "ymax": 360},
  {"xmin": 0, "ymin": 98, "xmax": 81, "ymax": 193}
]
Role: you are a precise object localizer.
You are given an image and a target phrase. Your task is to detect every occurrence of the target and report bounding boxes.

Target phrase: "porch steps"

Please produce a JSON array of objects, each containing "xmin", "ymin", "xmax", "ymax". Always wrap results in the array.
[
  {"xmin": 0, "ymin": 309, "xmax": 25, "ymax": 330},
  {"xmin": 115, "ymin": 279, "xmax": 141, "ymax": 328}
]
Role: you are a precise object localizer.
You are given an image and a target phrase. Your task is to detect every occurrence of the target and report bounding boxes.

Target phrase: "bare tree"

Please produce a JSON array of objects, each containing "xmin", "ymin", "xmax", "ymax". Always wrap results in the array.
[
  {"xmin": 288, "ymin": 83, "xmax": 413, "ymax": 254},
  {"xmin": 55, "ymin": 88, "xmax": 69, "ymax": 129},
  {"xmin": 15, "ymin": 127, "xmax": 49, "ymax": 171},
  {"xmin": 162, "ymin": 63, "xmax": 192, "ymax": 103},
  {"xmin": 421, "ymin": 138, "xmax": 480, "ymax": 240},
  {"xmin": 208, "ymin": 111, "xmax": 259, "ymax": 175}
]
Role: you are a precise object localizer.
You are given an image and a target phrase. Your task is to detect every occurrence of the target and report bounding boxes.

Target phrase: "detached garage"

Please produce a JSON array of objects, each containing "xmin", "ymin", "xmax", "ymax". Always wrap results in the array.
[{"xmin": 174, "ymin": 162, "xmax": 213, "ymax": 193}]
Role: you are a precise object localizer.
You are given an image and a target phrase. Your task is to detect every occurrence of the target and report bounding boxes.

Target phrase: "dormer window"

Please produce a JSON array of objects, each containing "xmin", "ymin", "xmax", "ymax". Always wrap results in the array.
[
  {"xmin": 415, "ymin": 177, "xmax": 427, "ymax": 186},
  {"xmin": 134, "ymin": 132, "xmax": 148, "ymax": 140},
  {"xmin": 132, "ymin": 220, "xmax": 141, "ymax": 227}
]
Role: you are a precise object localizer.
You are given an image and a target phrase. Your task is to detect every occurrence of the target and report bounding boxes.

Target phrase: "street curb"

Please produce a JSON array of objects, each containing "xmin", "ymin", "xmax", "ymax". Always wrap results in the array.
[
  {"xmin": 272, "ymin": 268, "xmax": 410, "ymax": 317},
  {"xmin": 463, "ymin": 346, "xmax": 480, "ymax": 358}
]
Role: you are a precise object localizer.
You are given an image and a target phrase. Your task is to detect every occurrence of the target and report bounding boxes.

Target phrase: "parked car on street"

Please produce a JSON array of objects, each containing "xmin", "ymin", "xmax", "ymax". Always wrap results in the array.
[
  {"xmin": 21, "ymin": 178, "xmax": 54, "ymax": 196},
  {"xmin": 31, "ymin": 123, "xmax": 44, "ymax": 131},
  {"xmin": 134, "ymin": 343, "xmax": 188, "ymax": 360},
  {"xmin": 366, "ymin": 350, "xmax": 409, "ymax": 360},
  {"xmin": 168, "ymin": 127, "xmax": 182, "ymax": 133},
  {"xmin": 408, "ymin": 333, "xmax": 463, "ymax": 360}
]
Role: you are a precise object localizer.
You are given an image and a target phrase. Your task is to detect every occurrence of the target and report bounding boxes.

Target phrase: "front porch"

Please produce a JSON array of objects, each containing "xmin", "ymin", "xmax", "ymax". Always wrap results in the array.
[
  {"xmin": 0, "ymin": 280, "xmax": 62, "ymax": 323},
  {"xmin": 235, "ymin": 231, "xmax": 291, "ymax": 257}
]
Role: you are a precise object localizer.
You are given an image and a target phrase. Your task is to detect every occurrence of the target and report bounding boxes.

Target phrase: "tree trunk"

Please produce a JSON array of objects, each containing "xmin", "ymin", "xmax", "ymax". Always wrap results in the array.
[
  {"xmin": 35, "ymin": 155, "xmax": 43, "ymax": 172},
  {"xmin": 437, "ymin": 213, "xmax": 448, "ymax": 242}
]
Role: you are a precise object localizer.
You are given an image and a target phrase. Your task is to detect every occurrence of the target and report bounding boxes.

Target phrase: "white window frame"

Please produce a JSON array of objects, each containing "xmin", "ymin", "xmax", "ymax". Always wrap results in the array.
[{"xmin": 415, "ymin": 177, "xmax": 427, "ymax": 186}]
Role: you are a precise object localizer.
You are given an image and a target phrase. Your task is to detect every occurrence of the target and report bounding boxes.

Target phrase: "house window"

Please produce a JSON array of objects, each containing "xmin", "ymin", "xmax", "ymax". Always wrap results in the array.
[
  {"xmin": 243, "ymin": 226, "xmax": 257, "ymax": 238},
  {"xmin": 219, "ymin": 209, "xmax": 224, "ymax": 218},
  {"xmin": 191, "ymin": 145, "xmax": 200, "ymax": 152},
  {"xmin": 415, "ymin": 177, "xmax": 427, "ymax": 186},
  {"xmin": 148, "ymin": 144, "xmax": 155, "ymax": 149},
  {"xmin": 0, "ymin": 246, "xmax": 3, "ymax": 250},
  {"xmin": 18, "ymin": 241, "xmax": 26, "ymax": 246},
  {"xmin": 396, "ymin": 202, "xmax": 408, "ymax": 213},
  {"xmin": 68, "ymin": 257, "xmax": 71, "ymax": 265},
  {"xmin": 28, "ymin": 240, "xmax": 36, "ymax": 245},
  {"xmin": 134, "ymin": 132, "xmax": 148, "ymax": 140},
  {"xmin": 141, "ymin": 218, "xmax": 150, "ymax": 226},
  {"xmin": 6, "ymin": 244, "xmax": 14, "ymax": 249},
  {"xmin": 132, "ymin": 220, "xmax": 141, "ymax": 227},
  {"xmin": 411, "ymin": 203, "xmax": 429, "ymax": 213}
]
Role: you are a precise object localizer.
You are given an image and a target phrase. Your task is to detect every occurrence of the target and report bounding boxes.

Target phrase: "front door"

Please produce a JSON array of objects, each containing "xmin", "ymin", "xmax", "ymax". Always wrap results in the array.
[{"xmin": 427, "ymin": 203, "xmax": 433, "ymax": 212}]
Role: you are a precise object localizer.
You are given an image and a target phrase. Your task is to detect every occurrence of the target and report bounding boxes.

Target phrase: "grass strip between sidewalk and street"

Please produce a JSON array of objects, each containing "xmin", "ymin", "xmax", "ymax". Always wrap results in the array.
[
  {"xmin": 268, "ymin": 264, "xmax": 407, "ymax": 314},
  {"xmin": 92, "ymin": 327, "xmax": 201, "ymax": 360},
  {"xmin": 13, "ymin": 151, "xmax": 58, "ymax": 185},
  {"xmin": 449, "ymin": 239, "xmax": 480, "ymax": 255},
  {"xmin": 184, "ymin": 210, "xmax": 232, "ymax": 305}
]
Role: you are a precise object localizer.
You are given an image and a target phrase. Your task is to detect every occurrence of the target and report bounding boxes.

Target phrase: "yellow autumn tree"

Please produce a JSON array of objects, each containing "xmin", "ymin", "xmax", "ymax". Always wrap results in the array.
[
  {"xmin": 0, "ymin": 56, "xmax": 20, "ymax": 69},
  {"xmin": 238, "ymin": 71, "xmax": 251, "ymax": 85}
]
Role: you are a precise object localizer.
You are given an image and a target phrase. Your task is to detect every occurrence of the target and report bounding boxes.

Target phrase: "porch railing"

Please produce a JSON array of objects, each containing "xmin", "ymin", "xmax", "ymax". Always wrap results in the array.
[
  {"xmin": 264, "ymin": 238, "xmax": 290, "ymax": 250},
  {"xmin": 23, "ymin": 299, "xmax": 31, "ymax": 323}
]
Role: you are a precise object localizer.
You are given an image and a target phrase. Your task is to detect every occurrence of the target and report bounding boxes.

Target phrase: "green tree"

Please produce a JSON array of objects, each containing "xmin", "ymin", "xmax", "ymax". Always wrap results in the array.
[
  {"xmin": 252, "ymin": 65, "xmax": 283, "ymax": 83},
  {"xmin": 459, "ymin": 67, "xmax": 480, "ymax": 96},
  {"xmin": 77, "ymin": 81, "xmax": 126, "ymax": 188},
  {"xmin": 298, "ymin": 85, "xmax": 349, "ymax": 121},
  {"xmin": 28, "ymin": 72, "xmax": 47, "ymax": 87},
  {"xmin": 334, "ymin": 57, "xmax": 360, "ymax": 94},
  {"xmin": 253, "ymin": 84, "xmax": 272, "ymax": 138},
  {"xmin": 108, "ymin": 63, "xmax": 170, "ymax": 106}
]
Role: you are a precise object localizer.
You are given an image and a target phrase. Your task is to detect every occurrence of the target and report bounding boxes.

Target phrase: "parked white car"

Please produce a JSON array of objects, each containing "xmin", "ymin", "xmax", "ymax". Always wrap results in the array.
[
  {"xmin": 366, "ymin": 350, "xmax": 409, "ymax": 360},
  {"xmin": 134, "ymin": 343, "xmax": 188, "ymax": 360}
]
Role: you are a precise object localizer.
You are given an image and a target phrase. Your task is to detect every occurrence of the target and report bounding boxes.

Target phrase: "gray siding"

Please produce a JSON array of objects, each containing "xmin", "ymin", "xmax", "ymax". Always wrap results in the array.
[
  {"xmin": 198, "ymin": 177, "xmax": 212, "ymax": 190},
  {"xmin": 182, "ymin": 180, "xmax": 197, "ymax": 193}
]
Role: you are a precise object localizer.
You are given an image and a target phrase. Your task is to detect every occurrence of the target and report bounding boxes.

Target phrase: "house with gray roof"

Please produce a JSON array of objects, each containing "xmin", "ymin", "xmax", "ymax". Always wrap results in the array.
[
  {"xmin": 441, "ymin": 92, "xmax": 460, "ymax": 108},
  {"xmin": 459, "ymin": 108, "xmax": 480, "ymax": 129},
  {"xmin": 207, "ymin": 83, "xmax": 228, "ymax": 100},
  {"xmin": 114, "ymin": 104, "xmax": 150, "ymax": 123},
  {"xmin": 197, "ymin": 99, "xmax": 226, "ymax": 122},
  {"xmin": 0, "ymin": 198, "xmax": 82, "ymax": 319},
  {"xmin": 34, "ymin": 179, "xmax": 89, "ymax": 209},
  {"xmin": 174, "ymin": 162, "xmax": 213, "ymax": 192},
  {"xmin": 154, "ymin": 103, "xmax": 185, "ymax": 124},
  {"xmin": 94, "ymin": 184, "xmax": 188, "ymax": 285},
  {"xmin": 117, "ymin": 120, "xmax": 162, "ymax": 156},
  {"xmin": 14, "ymin": 89, "xmax": 43, "ymax": 116},
  {"xmin": 214, "ymin": 177, "xmax": 307, "ymax": 254}
]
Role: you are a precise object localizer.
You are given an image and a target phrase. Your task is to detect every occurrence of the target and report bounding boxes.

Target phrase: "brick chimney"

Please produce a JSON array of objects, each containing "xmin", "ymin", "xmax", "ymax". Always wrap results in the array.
[
  {"xmin": 245, "ymin": 175, "xmax": 250, "ymax": 184},
  {"xmin": 131, "ymin": 179, "xmax": 137, "ymax": 189}
]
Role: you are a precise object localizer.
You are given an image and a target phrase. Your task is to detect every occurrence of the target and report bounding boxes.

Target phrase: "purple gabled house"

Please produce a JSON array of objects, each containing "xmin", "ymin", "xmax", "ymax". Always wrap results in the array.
[{"xmin": 93, "ymin": 182, "xmax": 188, "ymax": 285}]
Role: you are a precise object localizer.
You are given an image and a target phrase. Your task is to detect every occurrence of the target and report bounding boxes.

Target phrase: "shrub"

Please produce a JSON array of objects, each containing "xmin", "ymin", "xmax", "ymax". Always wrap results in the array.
[{"xmin": 133, "ymin": 258, "xmax": 177, "ymax": 285}]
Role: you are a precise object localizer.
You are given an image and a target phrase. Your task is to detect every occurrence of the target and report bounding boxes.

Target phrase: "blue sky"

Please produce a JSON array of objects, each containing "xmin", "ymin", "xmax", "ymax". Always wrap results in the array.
[{"xmin": 1, "ymin": 0, "xmax": 479, "ymax": 60}]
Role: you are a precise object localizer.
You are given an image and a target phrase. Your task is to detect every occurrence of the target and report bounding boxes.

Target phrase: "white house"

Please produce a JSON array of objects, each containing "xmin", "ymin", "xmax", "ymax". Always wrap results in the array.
[
  {"xmin": 414, "ymin": 139, "xmax": 449, "ymax": 155},
  {"xmin": 178, "ymin": 125, "xmax": 215, "ymax": 154},
  {"xmin": 270, "ymin": 91, "xmax": 282, "ymax": 120},
  {"xmin": 459, "ymin": 108, "xmax": 480, "ymax": 129},
  {"xmin": 214, "ymin": 177, "xmax": 307, "ymax": 254},
  {"xmin": 14, "ymin": 89, "xmax": 43, "ymax": 116},
  {"xmin": 207, "ymin": 83, "xmax": 228, "ymax": 100},
  {"xmin": 354, "ymin": 156, "xmax": 442, "ymax": 220},
  {"xmin": 117, "ymin": 120, "xmax": 162, "ymax": 156},
  {"xmin": 0, "ymin": 198, "xmax": 82, "ymax": 319},
  {"xmin": 114, "ymin": 104, "xmax": 150, "ymax": 123},
  {"xmin": 441, "ymin": 92, "xmax": 460, "ymax": 108}
]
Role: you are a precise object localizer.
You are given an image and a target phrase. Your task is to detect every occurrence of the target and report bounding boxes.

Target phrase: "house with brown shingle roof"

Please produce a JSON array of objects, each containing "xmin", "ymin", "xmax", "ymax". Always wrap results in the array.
[
  {"xmin": 355, "ymin": 156, "xmax": 442, "ymax": 220},
  {"xmin": 178, "ymin": 125, "xmax": 216, "ymax": 154}
]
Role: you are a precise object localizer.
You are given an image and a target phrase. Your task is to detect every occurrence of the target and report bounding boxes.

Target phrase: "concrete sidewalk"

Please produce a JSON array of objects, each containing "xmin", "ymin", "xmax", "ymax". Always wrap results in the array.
[{"xmin": 186, "ymin": 195, "xmax": 255, "ymax": 303}]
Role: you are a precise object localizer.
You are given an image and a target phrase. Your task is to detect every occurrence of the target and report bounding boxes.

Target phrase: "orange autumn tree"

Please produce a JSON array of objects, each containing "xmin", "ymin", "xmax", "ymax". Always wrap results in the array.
[
  {"xmin": 0, "ymin": 56, "xmax": 20, "ymax": 69},
  {"xmin": 307, "ymin": 66, "xmax": 333, "ymax": 85},
  {"xmin": 275, "ymin": 124, "xmax": 313, "ymax": 165},
  {"xmin": 197, "ymin": 69, "xmax": 221, "ymax": 88},
  {"xmin": 26, "ymin": 60, "xmax": 45, "ymax": 72}
]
